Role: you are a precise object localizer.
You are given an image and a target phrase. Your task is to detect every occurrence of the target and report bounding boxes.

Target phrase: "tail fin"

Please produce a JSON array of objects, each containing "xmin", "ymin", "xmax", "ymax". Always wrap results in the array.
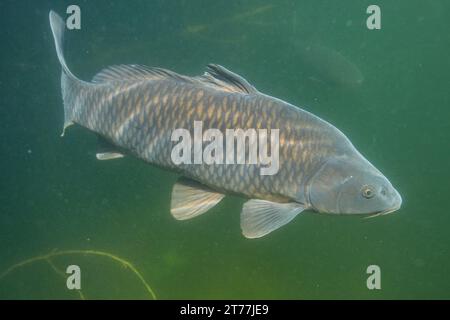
[
  {"xmin": 49, "ymin": 11, "xmax": 76, "ymax": 80},
  {"xmin": 49, "ymin": 10, "xmax": 88, "ymax": 136}
]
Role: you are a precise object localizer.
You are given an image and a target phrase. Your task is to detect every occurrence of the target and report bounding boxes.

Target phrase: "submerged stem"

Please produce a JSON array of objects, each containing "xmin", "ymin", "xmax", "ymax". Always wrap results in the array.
[{"xmin": 0, "ymin": 249, "xmax": 156, "ymax": 300}]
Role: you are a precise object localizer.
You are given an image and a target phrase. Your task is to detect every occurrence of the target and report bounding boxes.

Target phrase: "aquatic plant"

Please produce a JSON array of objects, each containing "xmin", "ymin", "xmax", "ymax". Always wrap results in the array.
[{"xmin": 0, "ymin": 249, "xmax": 157, "ymax": 300}]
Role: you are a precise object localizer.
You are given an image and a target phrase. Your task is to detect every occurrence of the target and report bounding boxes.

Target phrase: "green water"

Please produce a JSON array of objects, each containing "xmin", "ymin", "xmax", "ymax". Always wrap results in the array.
[{"xmin": 0, "ymin": 0, "xmax": 449, "ymax": 299}]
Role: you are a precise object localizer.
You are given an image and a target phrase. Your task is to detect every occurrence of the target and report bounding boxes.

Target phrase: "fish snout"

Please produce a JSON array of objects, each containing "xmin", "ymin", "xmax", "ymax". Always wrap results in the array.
[
  {"xmin": 377, "ymin": 186, "xmax": 402, "ymax": 216},
  {"xmin": 390, "ymin": 187, "xmax": 402, "ymax": 212}
]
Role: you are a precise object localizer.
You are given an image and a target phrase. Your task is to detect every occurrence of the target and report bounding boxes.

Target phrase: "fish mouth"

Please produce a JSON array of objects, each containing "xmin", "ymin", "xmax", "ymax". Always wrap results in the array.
[
  {"xmin": 364, "ymin": 188, "xmax": 402, "ymax": 219},
  {"xmin": 364, "ymin": 204, "xmax": 401, "ymax": 219}
]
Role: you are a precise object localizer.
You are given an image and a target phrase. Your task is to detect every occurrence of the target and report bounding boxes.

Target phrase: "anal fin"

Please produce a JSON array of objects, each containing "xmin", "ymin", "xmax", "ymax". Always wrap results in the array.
[
  {"xmin": 96, "ymin": 152, "xmax": 124, "ymax": 160},
  {"xmin": 96, "ymin": 135, "xmax": 124, "ymax": 160}
]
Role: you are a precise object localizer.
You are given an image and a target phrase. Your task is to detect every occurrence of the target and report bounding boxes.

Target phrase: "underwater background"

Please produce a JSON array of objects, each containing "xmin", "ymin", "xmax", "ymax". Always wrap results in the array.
[{"xmin": 0, "ymin": 0, "xmax": 449, "ymax": 299}]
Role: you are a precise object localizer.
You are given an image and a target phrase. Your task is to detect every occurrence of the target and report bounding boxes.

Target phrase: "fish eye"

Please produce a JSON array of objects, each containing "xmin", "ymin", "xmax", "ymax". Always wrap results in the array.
[{"xmin": 361, "ymin": 185, "xmax": 375, "ymax": 199}]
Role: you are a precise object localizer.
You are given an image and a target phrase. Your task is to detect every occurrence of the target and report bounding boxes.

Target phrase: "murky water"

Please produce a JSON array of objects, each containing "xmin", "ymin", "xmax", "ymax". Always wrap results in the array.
[{"xmin": 0, "ymin": 0, "xmax": 449, "ymax": 299}]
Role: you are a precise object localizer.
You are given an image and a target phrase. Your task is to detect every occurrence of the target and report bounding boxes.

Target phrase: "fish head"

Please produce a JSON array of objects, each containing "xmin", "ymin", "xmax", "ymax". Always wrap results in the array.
[{"xmin": 307, "ymin": 155, "xmax": 402, "ymax": 216}]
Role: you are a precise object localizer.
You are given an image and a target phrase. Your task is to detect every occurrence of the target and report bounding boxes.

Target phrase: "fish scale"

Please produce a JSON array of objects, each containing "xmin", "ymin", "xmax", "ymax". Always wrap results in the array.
[{"xmin": 79, "ymin": 74, "xmax": 346, "ymax": 199}]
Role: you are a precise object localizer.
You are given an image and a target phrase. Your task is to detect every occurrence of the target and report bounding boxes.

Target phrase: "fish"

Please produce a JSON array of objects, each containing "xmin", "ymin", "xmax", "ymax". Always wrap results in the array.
[
  {"xmin": 183, "ymin": 4, "xmax": 275, "ymax": 35},
  {"xmin": 294, "ymin": 42, "xmax": 364, "ymax": 88},
  {"xmin": 49, "ymin": 11, "xmax": 402, "ymax": 239}
]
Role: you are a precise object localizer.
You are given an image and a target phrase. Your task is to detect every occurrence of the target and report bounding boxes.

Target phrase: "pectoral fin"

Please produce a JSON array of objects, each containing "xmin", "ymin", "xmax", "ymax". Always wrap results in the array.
[
  {"xmin": 241, "ymin": 200, "xmax": 305, "ymax": 239},
  {"xmin": 171, "ymin": 178, "xmax": 225, "ymax": 220}
]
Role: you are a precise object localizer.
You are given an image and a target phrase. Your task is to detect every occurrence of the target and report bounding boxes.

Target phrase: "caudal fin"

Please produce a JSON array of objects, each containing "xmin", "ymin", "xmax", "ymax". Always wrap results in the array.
[
  {"xmin": 49, "ymin": 11, "xmax": 76, "ymax": 80},
  {"xmin": 49, "ymin": 10, "xmax": 88, "ymax": 135}
]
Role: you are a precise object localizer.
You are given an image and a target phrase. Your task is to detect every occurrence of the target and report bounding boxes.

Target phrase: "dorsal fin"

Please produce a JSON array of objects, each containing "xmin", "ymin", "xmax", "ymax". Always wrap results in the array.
[
  {"xmin": 91, "ymin": 64, "xmax": 190, "ymax": 83},
  {"xmin": 92, "ymin": 63, "xmax": 259, "ymax": 95},
  {"xmin": 198, "ymin": 64, "xmax": 258, "ymax": 94}
]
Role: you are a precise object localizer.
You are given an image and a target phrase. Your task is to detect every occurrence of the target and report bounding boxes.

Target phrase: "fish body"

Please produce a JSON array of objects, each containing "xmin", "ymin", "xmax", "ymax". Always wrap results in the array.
[
  {"xmin": 50, "ymin": 11, "xmax": 401, "ymax": 238},
  {"xmin": 64, "ymin": 69, "xmax": 353, "ymax": 204},
  {"xmin": 295, "ymin": 43, "xmax": 364, "ymax": 88}
]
